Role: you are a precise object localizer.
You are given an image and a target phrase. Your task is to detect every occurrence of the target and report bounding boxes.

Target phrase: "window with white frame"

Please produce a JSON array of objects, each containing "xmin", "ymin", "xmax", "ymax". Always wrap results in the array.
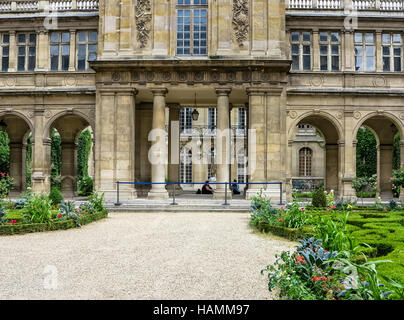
[
  {"xmin": 180, "ymin": 108, "xmax": 193, "ymax": 133},
  {"xmin": 176, "ymin": 0, "xmax": 207, "ymax": 56},
  {"xmin": 180, "ymin": 148, "xmax": 192, "ymax": 183},
  {"xmin": 299, "ymin": 147, "xmax": 312, "ymax": 177},
  {"xmin": 77, "ymin": 31, "xmax": 97, "ymax": 70},
  {"xmin": 50, "ymin": 31, "xmax": 70, "ymax": 71},
  {"xmin": 354, "ymin": 32, "xmax": 375, "ymax": 72},
  {"xmin": 382, "ymin": 33, "xmax": 402, "ymax": 72},
  {"xmin": 1, "ymin": 34, "xmax": 9, "ymax": 72},
  {"xmin": 238, "ymin": 108, "xmax": 247, "ymax": 130},
  {"xmin": 208, "ymin": 147, "xmax": 216, "ymax": 180},
  {"xmin": 208, "ymin": 108, "xmax": 216, "ymax": 130},
  {"xmin": 17, "ymin": 33, "xmax": 36, "ymax": 71},
  {"xmin": 319, "ymin": 31, "xmax": 340, "ymax": 71},
  {"xmin": 237, "ymin": 148, "xmax": 246, "ymax": 183},
  {"xmin": 291, "ymin": 31, "xmax": 311, "ymax": 71}
]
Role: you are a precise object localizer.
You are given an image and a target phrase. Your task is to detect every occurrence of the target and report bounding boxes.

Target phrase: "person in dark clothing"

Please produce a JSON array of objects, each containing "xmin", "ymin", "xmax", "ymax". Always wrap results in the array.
[
  {"xmin": 202, "ymin": 180, "xmax": 214, "ymax": 194},
  {"xmin": 230, "ymin": 179, "xmax": 241, "ymax": 195}
]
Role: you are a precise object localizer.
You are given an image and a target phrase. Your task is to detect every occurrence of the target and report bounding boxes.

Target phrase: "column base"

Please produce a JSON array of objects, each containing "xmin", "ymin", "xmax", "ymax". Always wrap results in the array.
[
  {"xmin": 148, "ymin": 189, "xmax": 169, "ymax": 200},
  {"xmin": 166, "ymin": 184, "xmax": 183, "ymax": 196},
  {"xmin": 213, "ymin": 190, "xmax": 232, "ymax": 200}
]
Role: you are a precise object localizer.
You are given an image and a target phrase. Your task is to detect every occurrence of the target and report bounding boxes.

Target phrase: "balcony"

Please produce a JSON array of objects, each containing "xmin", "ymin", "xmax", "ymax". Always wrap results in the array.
[
  {"xmin": 0, "ymin": 0, "xmax": 99, "ymax": 13},
  {"xmin": 287, "ymin": 0, "xmax": 404, "ymax": 11}
]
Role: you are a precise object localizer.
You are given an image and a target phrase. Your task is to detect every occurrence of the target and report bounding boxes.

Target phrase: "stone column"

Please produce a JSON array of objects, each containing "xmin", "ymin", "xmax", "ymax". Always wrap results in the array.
[
  {"xmin": 31, "ymin": 108, "xmax": 51, "ymax": 194},
  {"xmin": 214, "ymin": 88, "xmax": 232, "ymax": 200},
  {"xmin": 152, "ymin": 0, "xmax": 170, "ymax": 55},
  {"xmin": 8, "ymin": 31, "xmax": 16, "ymax": 72},
  {"xmin": 343, "ymin": 30, "xmax": 355, "ymax": 72},
  {"xmin": 380, "ymin": 144, "xmax": 393, "ymax": 199},
  {"xmin": 68, "ymin": 29, "xmax": 76, "ymax": 71},
  {"xmin": 148, "ymin": 88, "xmax": 169, "ymax": 200},
  {"xmin": 245, "ymin": 88, "xmax": 266, "ymax": 199},
  {"xmin": 95, "ymin": 88, "xmax": 137, "ymax": 200},
  {"xmin": 167, "ymin": 104, "xmax": 182, "ymax": 194},
  {"xmin": 342, "ymin": 111, "xmax": 356, "ymax": 200},
  {"xmin": 326, "ymin": 144, "xmax": 340, "ymax": 193},
  {"xmin": 312, "ymin": 29, "xmax": 320, "ymax": 71},
  {"xmin": 9, "ymin": 143, "xmax": 23, "ymax": 192},
  {"xmin": 376, "ymin": 30, "xmax": 383, "ymax": 72},
  {"xmin": 36, "ymin": 29, "xmax": 49, "ymax": 71},
  {"xmin": 21, "ymin": 142, "xmax": 27, "ymax": 191},
  {"xmin": 61, "ymin": 142, "xmax": 76, "ymax": 198},
  {"xmin": 216, "ymin": 0, "xmax": 232, "ymax": 55}
]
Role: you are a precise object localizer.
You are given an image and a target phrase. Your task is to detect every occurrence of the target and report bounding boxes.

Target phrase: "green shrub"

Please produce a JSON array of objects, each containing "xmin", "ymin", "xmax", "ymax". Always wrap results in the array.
[
  {"xmin": 311, "ymin": 187, "xmax": 327, "ymax": 208},
  {"xmin": 49, "ymin": 187, "xmax": 63, "ymax": 206},
  {"xmin": 0, "ymin": 173, "xmax": 13, "ymax": 199},
  {"xmin": 78, "ymin": 176, "xmax": 93, "ymax": 196},
  {"xmin": 88, "ymin": 191, "xmax": 106, "ymax": 212},
  {"xmin": 281, "ymin": 202, "xmax": 308, "ymax": 229},
  {"xmin": 22, "ymin": 194, "xmax": 53, "ymax": 224}
]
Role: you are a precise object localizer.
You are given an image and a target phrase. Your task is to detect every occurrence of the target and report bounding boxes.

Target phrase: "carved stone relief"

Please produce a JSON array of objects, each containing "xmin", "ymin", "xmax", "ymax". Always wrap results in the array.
[
  {"xmin": 232, "ymin": 0, "xmax": 249, "ymax": 46},
  {"xmin": 136, "ymin": 0, "xmax": 152, "ymax": 48}
]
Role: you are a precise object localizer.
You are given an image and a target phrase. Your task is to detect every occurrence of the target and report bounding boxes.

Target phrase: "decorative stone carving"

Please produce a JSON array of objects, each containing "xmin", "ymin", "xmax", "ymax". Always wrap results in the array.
[
  {"xmin": 44, "ymin": 111, "xmax": 52, "ymax": 118},
  {"xmin": 288, "ymin": 111, "xmax": 297, "ymax": 119},
  {"xmin": 163, "ymin": 72, "xmax": 171, "ymax": 81},
  {"xmin": 336, "ymin": 111, "xmax": 343, "ymax": 119},
  {"xmin": 373, "ymin": 76, "xmax": 387, "ymax": 87},
  {"xmin": 136, "ymin": 0, "xmax": 152, "ymax": 48},
  {"xmin": 232, "ymin": 0, "xmax": 249, "ymax": 46},
  {"xmin": 112, "ymin": 72, "xmax": 121, "ymax": 82},
  {"xmin": 353, "ymin": 111, "xmax": 361, "ymax": 120},
  {"xmin": 310, "ymin": 75, "xmax": 323, "ymax": 87}
]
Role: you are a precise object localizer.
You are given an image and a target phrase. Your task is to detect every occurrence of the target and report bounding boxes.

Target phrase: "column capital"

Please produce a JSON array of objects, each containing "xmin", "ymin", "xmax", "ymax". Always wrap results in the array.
[
  {"xmin": 215, "ymin": 88, "xmax": 232, "ymax": 96},
  {"xmin": 151, "ymin": 88, "xmax": 168, "ymax": 96}
]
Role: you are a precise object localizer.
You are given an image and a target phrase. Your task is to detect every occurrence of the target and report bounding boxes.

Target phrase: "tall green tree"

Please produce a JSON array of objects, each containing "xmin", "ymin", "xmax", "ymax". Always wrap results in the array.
[{"xmin": 356, "ymin": 127, "xmax": 377, "ymax": 178}]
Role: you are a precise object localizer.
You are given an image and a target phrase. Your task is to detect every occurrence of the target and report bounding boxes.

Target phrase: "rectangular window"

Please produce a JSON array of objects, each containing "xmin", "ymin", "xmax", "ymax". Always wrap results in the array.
[
  {"xmin": 382, "ymin": 33, "xmax": 402, "ymax": 72},
  {"xmin": 238, "ymin": 108, "xmax": 246, "ymax": 130},
  {"xmin": 290, "ymin": 31, "xmax": 311, "ymax": 71},
  {"xmin": 208, "ymin": 108, "xmax": 216, "ymax": 131},
  {"xmin": 50, "ymin": 31, "xmax": 70, "ymax": 71},
  {"xmin": 180, "ymin": 108, "xmax": 193, "ymax": 133},
  {"xmin": 355, "ymin": 32, "xmax": 375, "ymax": 71},
  {"xmin": 176, "ymin": 0, "xmax": 207, "ymax": 56},
  {"xmin": 17, "ymin": 33, "xmax": 36, "ymax": 71},
  {"xmin": 1, "ymin": 34, "xmax": 9, "ymax": 72},
  {"xmin": 319, "ymin": 31, "xmax": 340, "ymax": 71},
  {"xmin": 77, "ymin": 31, "xmax": 98, "ymax": 70}
]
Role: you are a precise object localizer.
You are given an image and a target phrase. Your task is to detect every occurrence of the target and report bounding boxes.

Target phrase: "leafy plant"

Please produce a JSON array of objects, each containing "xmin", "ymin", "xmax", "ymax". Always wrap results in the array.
[
  {"xmin": 280, "ymin": 202, "xmax": 308, "ymax": 229},
  {"xmin": 88, "ymin": 191, "xmax": 105, "ymax": 212},
  {"xmin": 0, "ymin": 173, "xmax": 13, "ymax": 199},
  {"xmin": 58, "ymin": 200, "xmax": 81, "ymax": 227},
  {"xmin": 22, "ymin": 194, "xmax": 52, "ymax": 224},
  {"xmin": 49, "ymin": 187, "xmax": 63, "ymax": 206},
  {"xmin": 78, "ymin": 176, "xmax": 93, "ymax": 196},
  {"xmin": 13, "ymin": 198, "xmax": 27, "ymax": 209},
  {"xmin": 311, "ymin": 187, "xmax": 327, "ymax": 208}
]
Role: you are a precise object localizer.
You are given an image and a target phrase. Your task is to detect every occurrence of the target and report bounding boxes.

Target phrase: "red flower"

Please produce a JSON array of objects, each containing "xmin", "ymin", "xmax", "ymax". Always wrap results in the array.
[
  {"xmin": 58, "ymin": 214, "xmax": 62, "ymax": 218},
  {"xmin": 278, "ymin": 218, "xmax": 284, "ymax": 222},
  {"xmin": 331, "ymin": 205, "xmax": 336, "ymax": 209},
  {"xmin": 301, "ymin": 207, "xmax": 305, "ymax": 211},
  {"xmin": 383, "ymin": 208, "xmax": 387, "ymax": 211},
  {"xmin": 295, "ymin": 255, "xmax": 306, "ymax": 264}
]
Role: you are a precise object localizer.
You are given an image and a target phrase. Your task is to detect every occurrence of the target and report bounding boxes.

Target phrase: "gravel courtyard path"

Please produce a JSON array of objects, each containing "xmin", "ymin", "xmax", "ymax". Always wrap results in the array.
[{"xmin": 0, "ymin": 211, "xmax": 296, "ymax": 300}]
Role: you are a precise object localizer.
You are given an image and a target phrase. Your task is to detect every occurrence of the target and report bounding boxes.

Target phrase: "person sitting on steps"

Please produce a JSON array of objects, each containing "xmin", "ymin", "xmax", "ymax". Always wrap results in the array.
[
  {"xmin": 230, "ymin": 179, "xmax": 241, "ymax": 195},
  {"xmin": 201, "ymin": 180, "xmax": 214, "ymax": 194}
]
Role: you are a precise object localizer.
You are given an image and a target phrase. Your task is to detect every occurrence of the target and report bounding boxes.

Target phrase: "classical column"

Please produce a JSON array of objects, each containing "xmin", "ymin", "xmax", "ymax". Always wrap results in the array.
[
  {"xmin": 245, "ymin": 88, "xmax": 266, "ymax": 199},
  {"xmin": 375, "ymin": 30, "xmax": 383, "ymax": 72},
  {"xmin": 31, "ymin": 108, "xmax": 51, "ymax": 194},
  {"xmin": 342, "ymin": 111, "xmax": 357, "ymax": 200},
  {"xmin": 9, "ymin": 143, "xmax": 23, "ymax": 192},
  {"xmin": 148, "ymin": 88, "xmax": 169, "ymax": 200},
  {"xmin": 95, "ymin": 88, "xmax": 137, "ymax": 200},
  {"xmin": 8, "ymin": 31, "xmax": 16, "ymax": 72},
  {"xmin": 167, "ymin": 104, "xmax": 182, "ymax": 194},
  {"xmin": 214, "ymin": 88, "xmax": 232, "ymax": 200},
  {"xmin": 380, "ymin": 144, "xmax": 394, "ymax": 199},
  {"xmin": 68, "ymin": 29, "xmax": 76, "ymax": 71},
  {"xmin": 343, "ymin": 30, "xmax": 355, "ymax": 72},
  {"xmin": 312, "ymin": 29, "xmax": 320, "ymax": 71},
  {"xmin": 60, "ymin": 142, "xmax": 76, "ymax": 198},
  {"xmin": 36, "ymin": 29, "xmax": 49, "ymax": 71}
]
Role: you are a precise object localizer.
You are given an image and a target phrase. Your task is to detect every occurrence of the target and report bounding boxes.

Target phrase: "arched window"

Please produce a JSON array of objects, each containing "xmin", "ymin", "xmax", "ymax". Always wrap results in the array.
[
  {"xmin": 299, "ymin": 147, "xmax": 312, "ymax": 176},
  {"xmin": 180, "ymin": 147, "xmax": 192, "ymax": 183}
]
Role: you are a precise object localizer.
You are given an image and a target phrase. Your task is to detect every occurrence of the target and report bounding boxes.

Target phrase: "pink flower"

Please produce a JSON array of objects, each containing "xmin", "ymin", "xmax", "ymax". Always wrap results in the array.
[{"xmin": 58, "ymin": 214, "xmax": 62, "ymax": 218}]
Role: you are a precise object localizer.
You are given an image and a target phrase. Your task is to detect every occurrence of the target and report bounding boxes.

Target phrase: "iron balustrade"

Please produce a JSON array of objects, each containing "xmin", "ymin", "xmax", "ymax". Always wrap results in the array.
[{"xmin": 114, "ymin": 181, "xmax": 284, "ymax": 207}]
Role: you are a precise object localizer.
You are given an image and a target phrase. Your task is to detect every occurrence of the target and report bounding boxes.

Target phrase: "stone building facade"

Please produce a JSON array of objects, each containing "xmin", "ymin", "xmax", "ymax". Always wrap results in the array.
[{"xmin": 1, "ymin": 0, "xmax": 404, "ymax": 202}]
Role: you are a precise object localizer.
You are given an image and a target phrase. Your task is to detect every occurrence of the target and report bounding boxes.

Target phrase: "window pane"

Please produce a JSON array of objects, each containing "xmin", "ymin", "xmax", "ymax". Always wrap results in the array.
[
  {"xmin": 18, "ymin": 46, "xmax": 25, "ymax": 55},
  {"xmin": 51, "ymin": 56, "xmax": 58, "ymax": 70},
  {"xmin": 3, "ymin": 34, "xmax": 9, "ymax": 43},
  {"xmin": 62, "ymin": 55, "xmax": 69, "ymax": 70},
  {"xmin": 291, "ymin": 44, "xmax": 299, "ymax": 54},
  {"xmin": 291, "ymin": 32, "xmax": 299, "ymax": 42},
  {"xmin": 62, "ymin": 45, "xmax": 70, "ymax": 55},
  {"xmin": 366, "ymin": 46, "xmax": 374, "ymax": 55},
  {"xmin": 62, "ymin": 32, "xmax": 70, "ymax": 43},
  {"xmin": 393, "ymin": 34, "xmax": 401, "ymax": 43},
  {"xmin": 303, "ymin": 55, "xmax": 311, "ymax": 70},
  {"xmin": 382, "ymin": 34, "xmax": 390, "ymax": 44},
  {"xmin": 320, "ymin": 45, "xmax": 327, "ymax": 55},
  {"xmin": 319, "ymin": 32, "xmax": 328, "ymax": 42},
  {"xmin": 331, "ymin": 56, "xmax": 339, "ymax": 71},
  {"xmin": 28, "ymin": 56, "xmax": 35, "ymax": 71},
  {"xmin": 365, "ymin": 33, "xmax": 374, "ymax": 43},
  {"xmin": 383, "ymin": 57, "xmax": 390, "ymax": 71},
  {"xmin": 320, "ymin": 55, "xmax": 327, "ymax": 70},
  {"xmin": 18, "ymin": 34, "xmax": 26, "ymax": 43},
  {"xmin": 354, "ymin": 33, "xmax": 362, "ymax": 43},
  {"xmin": 331, "ymin": 33, "xmax": 339, "ymax": 42},
  {"xmin": 78, "ymin": 57, "xmax": 86, "ymax": 70},
  {"xmin": 331, "ymin": 45, "xmax": 339, "ymax": 55},
  {"xmin": 29, "ymin": 34, "xmax": 36, "ymax": 43},
  {"xmin": 302, "ymin": 32, "xmax": 310, "ymax": 42},
  {"xmin": 394, "ymin": 47, "xmax": 401, "ymax": 56},
  {"xmin": 366, "ymin": 56, "xmax": 375, "ymax": 71},
  {"xmin": 292, "ymin": 55, "xmax": 299, "ymax": 70},
  {"xmin": 50, "ymin": 33, "xmax": 60, "ymax": 43},
  {"xmin": 355, "ymin": 46, "xmax": 362, "ymax": 55},
  {"xmin": 17, "ymin": 57, "xmax": 25, "ymax": 71},
  {"xmin": 78, "ymin": 44, "xmax": 86, "ymax": 56},
  {"xmin": 394, "ymin": 57, "xmax": 401, "ymax": 71},
  {"xmin": 78, "ymin": 32, "xmax": 87, "ymax": 42},
  {"xmin": 303, "ymin": 45, "xmax": 310, "ymax": 54},
  {"xmin": 355, "ymin": 56, "xmax": 363, "ymax": 71},
  {"xmin": 383, "ymin": 46, "xmax": 390, "ymax": 55},
  {"xmin": 89, "ymin": 31, "xmax": 98, "ymax": 42}
]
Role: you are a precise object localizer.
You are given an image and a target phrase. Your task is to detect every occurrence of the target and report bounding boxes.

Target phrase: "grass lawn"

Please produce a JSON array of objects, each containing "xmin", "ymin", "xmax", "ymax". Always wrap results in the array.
[{"xmin": 306, "ymin": 209, "xmax": 404, "ymax": 284}]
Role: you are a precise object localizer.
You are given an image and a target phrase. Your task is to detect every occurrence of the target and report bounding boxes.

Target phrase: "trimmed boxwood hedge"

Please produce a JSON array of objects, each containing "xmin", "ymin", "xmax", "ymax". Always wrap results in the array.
[
  {"xmin": 254, "ymin": 222, "xmax": 314, "ymax": 241},
  {"xmin": 0, "ymin": 210, "xmax": 108, "ymax": 236}
]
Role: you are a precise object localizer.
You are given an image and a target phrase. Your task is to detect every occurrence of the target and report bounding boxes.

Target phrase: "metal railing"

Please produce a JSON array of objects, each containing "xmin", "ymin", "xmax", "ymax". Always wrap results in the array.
[{"xmin": 114, "ymin": 181, "xmax": 284, "ymax": 207}]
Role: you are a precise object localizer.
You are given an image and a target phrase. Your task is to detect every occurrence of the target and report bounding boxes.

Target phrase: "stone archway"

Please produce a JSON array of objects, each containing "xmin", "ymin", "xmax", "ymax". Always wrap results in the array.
[
  {"xmin": 354, "ymin": 113, "xmax": 403, "ymax": 200},
  {"xmin": 46, "ymin": 112, "xmax": 92, "ymax": 198},
  {"xmin": 289, "ymin": 112, "xmax": 342, "ymax": 197},
  {"xmin": 0, "ymin": 112, "xmax": 33, "ymax": 193}
]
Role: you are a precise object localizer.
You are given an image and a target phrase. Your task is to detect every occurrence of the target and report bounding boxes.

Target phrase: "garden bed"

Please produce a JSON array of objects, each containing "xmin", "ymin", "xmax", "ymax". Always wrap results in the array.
[{"xmin": 0, "ymin": 209, "xmax": 108, "ymax": 236}]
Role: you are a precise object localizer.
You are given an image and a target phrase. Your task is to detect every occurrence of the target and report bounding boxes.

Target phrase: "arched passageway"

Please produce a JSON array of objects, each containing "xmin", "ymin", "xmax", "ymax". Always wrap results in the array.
[
  {"xmin": 47, "ymin": 113, "xmax": 93, "ymax": 198},
  {"xmin": 290, "ymin": 114, "xmax": 342, "ymax": 197},
  {"xmin": 0, "ymin": 113, "xmax": 32, "ymax": 193},
  {"xmin": 355, "ymin": 115, "xmax": 402, "ymax": 199}
]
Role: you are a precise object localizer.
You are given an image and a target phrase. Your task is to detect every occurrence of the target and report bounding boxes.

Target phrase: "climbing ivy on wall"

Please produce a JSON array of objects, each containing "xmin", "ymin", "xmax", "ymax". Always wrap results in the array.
[
  {"xmin": 356, "ymin": 127, "xmax": 377, "ymax": 178},
  {"xmin": 77, "ymin": 129, "xmax": 92, "ymax": 181},
  {"xmin": 26, "ymin": 136, "xmax": 32, "ymax": 188},
  {"xmin": 393, "ymin": 132, "xmax": 401, "ymax": 171},
  {"xmin": 50, "ymin": 129, "xmax": 62, "ymax": 188},
  {"xmin": 0, "ymin": 131, "xmax": 10, "ymax": 174}
]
